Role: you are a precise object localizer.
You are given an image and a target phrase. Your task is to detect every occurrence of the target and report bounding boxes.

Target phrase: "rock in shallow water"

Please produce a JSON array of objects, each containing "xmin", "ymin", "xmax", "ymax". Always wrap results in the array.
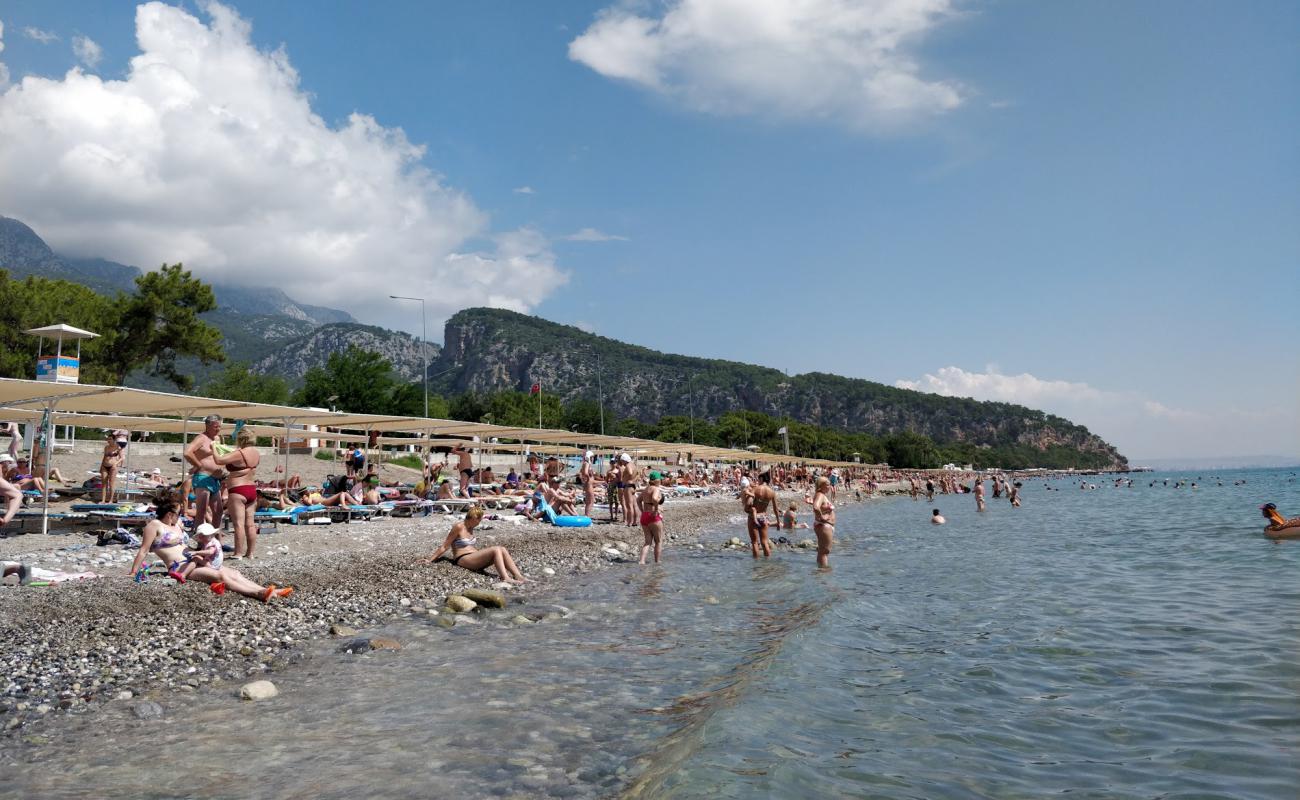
[
  {"xmin": 461, "ymin": 588, "xmax": 506, "ymax": 609},
  {"xmin": 132, "ymin": 701, "xmax": 163, "ymax": 720},
  {"xmin": 239, "ymin": 680, "xmax": 278, "ymax": 701},
  {"xmin": 445, "ymin": 595, "xmax": 477, "ymax": 613}
]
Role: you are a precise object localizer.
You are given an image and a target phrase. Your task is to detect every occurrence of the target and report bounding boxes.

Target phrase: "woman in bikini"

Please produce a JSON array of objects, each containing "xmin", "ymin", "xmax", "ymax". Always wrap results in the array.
[
  {"xmin": 805, "ymin": 476, "xmax": 836, "ymax": 569},
  {"xmin": 638, "ymin": 471, "xmax": 666, "ymax": 564},
  {"xmin": 420, "ymin": 505, "xmax": 528, "ymax": 583},
  {"xmin": 127, "ymin": 492, "xmax": 291, "ymax": 601},
  {"xmin": 99, "ymin": 430, "xmax": 126, "ymax": 503},
  {"xmin": 214, "ymin": 426, "xmax": 260, "ymax": 560}
]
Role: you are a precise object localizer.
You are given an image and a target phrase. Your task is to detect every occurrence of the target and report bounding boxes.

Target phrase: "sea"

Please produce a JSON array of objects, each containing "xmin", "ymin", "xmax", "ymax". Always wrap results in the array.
[{"xmin": 4, "ymin": 468, "xmax": 1298, "ymax": 799}]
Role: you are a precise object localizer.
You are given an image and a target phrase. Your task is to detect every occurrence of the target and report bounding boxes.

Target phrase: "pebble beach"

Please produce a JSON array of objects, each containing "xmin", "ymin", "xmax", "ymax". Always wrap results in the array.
[{"xmin": 0, "ymin": 487, "xmax": 827, "ymax": 737}]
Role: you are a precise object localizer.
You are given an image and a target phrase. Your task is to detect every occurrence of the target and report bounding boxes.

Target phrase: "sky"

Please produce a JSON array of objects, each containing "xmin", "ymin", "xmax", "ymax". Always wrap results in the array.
[{"xmin": 0, "ymin": 0, "xmax": 1295, "ymax": 462}]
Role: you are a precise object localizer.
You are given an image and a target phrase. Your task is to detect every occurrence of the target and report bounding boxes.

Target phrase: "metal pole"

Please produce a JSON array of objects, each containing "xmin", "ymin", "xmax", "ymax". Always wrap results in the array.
[
  {"xmin": 688, "ymin": 373, "xmax": 695, "ymax": 445},
  {"xmin": 420, "ymin": 298, "xmax": 428, "ymax": 418},
  {"xmin": 596, "ymin": 357, "xmax": 605, "ymax": 436},
  {"xmin": 40, "ymin": 404, "xmax": 53, "ymax": 535}
]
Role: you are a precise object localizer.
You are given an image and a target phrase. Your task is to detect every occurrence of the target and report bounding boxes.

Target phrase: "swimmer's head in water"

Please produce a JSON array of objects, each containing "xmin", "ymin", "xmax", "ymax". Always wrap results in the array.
[{"xmin": 933, "ymin": 509, "xmax": 941, "ymax": 516}]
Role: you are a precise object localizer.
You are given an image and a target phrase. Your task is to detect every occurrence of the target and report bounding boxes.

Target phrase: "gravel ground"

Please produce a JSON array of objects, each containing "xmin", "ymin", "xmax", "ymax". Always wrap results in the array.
[{"xmin": 0, "ymin": 491, "xmax": 775, "ymax": 736}]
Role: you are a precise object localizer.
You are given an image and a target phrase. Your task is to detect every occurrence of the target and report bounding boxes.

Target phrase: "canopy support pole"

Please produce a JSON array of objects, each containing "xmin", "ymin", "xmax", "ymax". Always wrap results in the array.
[{"xmin": 39, "ymin": 403, "xmax": 54, "ymax": 536}]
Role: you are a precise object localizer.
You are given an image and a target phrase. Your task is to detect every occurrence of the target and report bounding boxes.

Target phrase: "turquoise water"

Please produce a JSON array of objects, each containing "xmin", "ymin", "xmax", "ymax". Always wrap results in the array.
[{"xmin": 4, "ymin": 468, "xmax": 1298, "ymax": 799}]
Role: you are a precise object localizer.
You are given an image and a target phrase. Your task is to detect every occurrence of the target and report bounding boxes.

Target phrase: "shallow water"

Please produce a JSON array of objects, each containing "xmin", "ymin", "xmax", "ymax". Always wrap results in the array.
[{"xmin": 3, "ymin": 468, "xmax": 1298, "ymax": 799}]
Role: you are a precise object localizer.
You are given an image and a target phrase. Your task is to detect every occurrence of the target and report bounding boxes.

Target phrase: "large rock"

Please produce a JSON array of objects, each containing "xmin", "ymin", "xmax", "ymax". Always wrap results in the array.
[
  {"xmin": 239, "ymin": 680, "xmax": 279, "ymax": 701},
  {"xmin": 445, "ymin": 595, "xmax": 477, "ymax": 613},
  {"xmin": 461, "ymin": 588, "xmax": 506, "ymax": 609},
  {"xmin": 132, "ymin": 700, "xmax": 163, "ymax": 720},
  {"xmin": 329, "ymin": 624, "xmax": 359, "ymax": 638}
]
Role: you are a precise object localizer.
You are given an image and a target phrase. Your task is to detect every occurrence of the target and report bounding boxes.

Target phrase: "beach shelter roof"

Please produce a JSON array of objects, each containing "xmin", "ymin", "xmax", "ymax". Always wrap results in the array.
[{"xmin": 23, "ymin": 324, "xmax": 101, "ymax": 340}]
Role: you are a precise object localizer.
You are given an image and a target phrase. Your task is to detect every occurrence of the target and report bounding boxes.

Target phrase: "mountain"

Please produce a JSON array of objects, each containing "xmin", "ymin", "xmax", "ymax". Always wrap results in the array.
[
  {"xmin": 250, "ymin": 322, "xmax": 439, "ymax": 384},
  {"xmin": 0, "ymin": 216, "xmax": 356, "ymax": 326},
  {"xmin": 430, "ymin": 308, "xmax": 1128, "ymax": 468},
  {"xmin": 0, "ymin": 215, "xmax": 376, "ymax": 383}
]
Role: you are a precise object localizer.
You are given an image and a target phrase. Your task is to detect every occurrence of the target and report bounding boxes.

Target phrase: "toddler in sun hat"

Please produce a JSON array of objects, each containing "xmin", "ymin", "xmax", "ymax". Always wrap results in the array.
[{"xmin": 169, "ymin": 522, "xmax": 222, "ymax": 583}]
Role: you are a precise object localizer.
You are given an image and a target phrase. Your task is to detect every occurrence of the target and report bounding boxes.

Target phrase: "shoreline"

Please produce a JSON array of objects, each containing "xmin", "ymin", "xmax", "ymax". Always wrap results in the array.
[{"xmin": 0, "ymin": 488, "xmax": 904, "ymax": 738}]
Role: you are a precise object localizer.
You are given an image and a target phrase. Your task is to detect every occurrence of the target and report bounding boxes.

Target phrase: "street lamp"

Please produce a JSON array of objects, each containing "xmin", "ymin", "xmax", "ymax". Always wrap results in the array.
[{"xmin": 389, "ymin": 295, "xmax": 427, "ymax": 418}]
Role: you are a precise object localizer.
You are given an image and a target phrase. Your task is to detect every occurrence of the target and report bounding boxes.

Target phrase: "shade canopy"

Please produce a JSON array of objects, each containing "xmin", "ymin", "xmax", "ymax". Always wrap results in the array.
[{"xmin": 23, "ymin": 324, "xmax": 100, "ymax": 340}]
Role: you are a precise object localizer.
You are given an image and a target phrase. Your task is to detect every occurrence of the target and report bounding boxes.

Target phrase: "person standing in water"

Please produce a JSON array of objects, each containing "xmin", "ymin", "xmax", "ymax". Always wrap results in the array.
[
  {"xmin": 638, "ymin": 471, "xmax": 665, "ymax": 564},
  {"xmin": 742, "ymin": 475, "xmax": 778, "ymax": 558},
  {"xmin": 1009, "ymin": 481, "xmax": 1022, "ymax": 508},
  {"xmin": 974, "ymin": 478, "xmax": 986, "ymax": 512},
  {"xmin": 806, "ymin": 476, "xmax": 835, "ymax": 568}
]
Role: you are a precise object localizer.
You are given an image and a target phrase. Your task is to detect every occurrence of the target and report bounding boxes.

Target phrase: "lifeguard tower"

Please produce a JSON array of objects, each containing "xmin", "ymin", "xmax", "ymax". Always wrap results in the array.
[{"xmin": 23, "ymin": 323, "xmax": 100, "ymax": 451}]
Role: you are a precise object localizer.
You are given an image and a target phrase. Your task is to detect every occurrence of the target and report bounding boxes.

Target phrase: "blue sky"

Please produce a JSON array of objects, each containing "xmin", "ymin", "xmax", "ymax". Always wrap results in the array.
[{"xmin": 0, "ymin": 1, "xmax": 1295, "ymax": 461}]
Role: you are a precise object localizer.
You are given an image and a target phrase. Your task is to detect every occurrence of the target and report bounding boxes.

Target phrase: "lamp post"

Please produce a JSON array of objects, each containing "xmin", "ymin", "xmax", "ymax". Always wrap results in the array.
[
  {"xmin": 595, "ymin": 355, "xmax": 605, "ymax": 437},
  {"xmin": 688, "ymin": 372, "xmax": 695, "ymax": 445},
  {"xmin": 389, "ymin": 295, "xmax": 427, "ymax": 417}
]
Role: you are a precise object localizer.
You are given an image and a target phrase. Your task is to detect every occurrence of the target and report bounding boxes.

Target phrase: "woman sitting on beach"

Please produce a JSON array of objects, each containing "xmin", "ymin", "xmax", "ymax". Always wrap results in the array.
[
  {"xmin": 127, "ymin": 492, "xmax": 292, "ymax": 601},
  {"xmin": 420, "ymin": 506, "xmax": 528, "ymax": 583},
  {"xmin": 1261, "ymin": 503, "xmax": 1300, "ymax": 540}
]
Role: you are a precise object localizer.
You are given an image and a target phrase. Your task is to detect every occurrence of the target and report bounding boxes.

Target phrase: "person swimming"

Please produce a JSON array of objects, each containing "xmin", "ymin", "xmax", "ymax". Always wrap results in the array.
[
  {"xmin": 1261, "ymin": 503, "xmax": 1300, "ymax": 539},
  {"xmin": 931, "ymin": 509, "xmax": 946, "ymax": 525}
]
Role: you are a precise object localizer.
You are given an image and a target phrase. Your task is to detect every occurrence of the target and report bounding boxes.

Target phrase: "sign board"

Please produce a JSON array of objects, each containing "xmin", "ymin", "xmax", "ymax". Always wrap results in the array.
[{"xmin": 35, "ymin": 355, "xmax": 80, "ymax": 384}]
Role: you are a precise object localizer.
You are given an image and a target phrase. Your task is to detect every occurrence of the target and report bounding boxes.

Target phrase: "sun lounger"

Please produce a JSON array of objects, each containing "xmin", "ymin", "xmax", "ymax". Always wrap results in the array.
[{"xmin": 4, "ymin": 511, "xmax": 90, "ymax": 534}]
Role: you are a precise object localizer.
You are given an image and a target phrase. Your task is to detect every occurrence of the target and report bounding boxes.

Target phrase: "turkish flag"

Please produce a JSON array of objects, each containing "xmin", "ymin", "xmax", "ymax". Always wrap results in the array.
[{"xmin": 529, "ymin": 383, "xmax": 540, "ymax": 395}]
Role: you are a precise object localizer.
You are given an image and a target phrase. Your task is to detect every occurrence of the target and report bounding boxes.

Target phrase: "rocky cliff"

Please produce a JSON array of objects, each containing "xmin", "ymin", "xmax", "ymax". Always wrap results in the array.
[
  {"xmin": 252, "ymin": 323, "xmax": 441, "ymax": 384},
  {"xmin": 431, "ymin": 308, "xmax": 1127, "ymax": 467}
]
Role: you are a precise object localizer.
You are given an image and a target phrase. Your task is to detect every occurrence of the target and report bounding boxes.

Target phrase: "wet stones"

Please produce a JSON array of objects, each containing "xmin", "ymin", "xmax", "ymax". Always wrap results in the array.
[
  {"xmin": 461, "ymin": 588, "xmax": 506, "ymax": 609},
  {"xmin": 239, "ymin": 680, "xmax": 278, "ymax": 701},
  {"xmin": 445, "ymin": 595, "xmax": 477, "ymax": 613},
  {"xmin": 132, "ymin": 700, "xmax": 163, "ymax": 720}
]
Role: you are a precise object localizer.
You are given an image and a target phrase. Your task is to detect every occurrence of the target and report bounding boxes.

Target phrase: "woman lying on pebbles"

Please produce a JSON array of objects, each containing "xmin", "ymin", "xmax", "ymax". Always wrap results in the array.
[
  {"xmin": 126, "ymin": 492, "xmax": 294, "ymax": 601},
  {"xmin": 420, "ymin": 505, "xmax": 528, "ymax": 583}
]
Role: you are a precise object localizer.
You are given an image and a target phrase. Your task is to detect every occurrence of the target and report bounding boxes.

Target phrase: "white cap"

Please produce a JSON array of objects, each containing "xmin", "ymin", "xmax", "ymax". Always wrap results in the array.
[
  {"xmin": 194, "ymin": 523, "xmax": 220, "ymax": 538},
  {"xmin": 152, "ymin": 468, "xmax": 162, "ymax": 475},
  {"xmin": 619, "ymin": 453, "xmax": 631, "ymax": 463},
  {"xmin": 585, "ymin": 450, "xmax": 594, "ymax": 460},
  {"xmin": 740, "ymin": 477, "xmax": 751, "ymax": 488}
]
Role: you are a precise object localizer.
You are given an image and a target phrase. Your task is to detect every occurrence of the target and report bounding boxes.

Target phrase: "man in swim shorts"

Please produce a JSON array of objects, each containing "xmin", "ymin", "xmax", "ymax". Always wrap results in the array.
[
  {"xmin": 452, "ymin": 443, "xmax": 474, "ymax": 497},
  {"xmin": 184, "ymin": 414, "xmax": 224, "ymax": 527}
]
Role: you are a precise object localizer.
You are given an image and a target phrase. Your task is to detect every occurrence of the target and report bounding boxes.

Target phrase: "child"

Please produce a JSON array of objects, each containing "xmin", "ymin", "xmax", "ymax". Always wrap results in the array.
[
  {"xmin": 170, "ymin": 522, "xmax": 223, "ymax": 583},
  {"xmin": 782, "ymin": 502, "xmax": 809, "ymax": 530}
]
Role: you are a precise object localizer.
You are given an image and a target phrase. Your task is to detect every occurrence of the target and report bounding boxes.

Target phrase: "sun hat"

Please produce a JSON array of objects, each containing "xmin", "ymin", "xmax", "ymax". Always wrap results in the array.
[
  {"xmin": 194, "ymin": 523, "xmax": 219, "ymax": 538},
  {"xmin": 619, "ymin": 453, "xmax": 631, "ymax": 463},
  {"xmin": 152, "ymin": 468, "xmax": 162, "ymax": 475},
  {"xmin": 585, "ymin": 450, "xmax": 594, "ymax": 459},
  {"xmin": 0, "ymin": 454, "xmax": 15, "ymax": 464},
  {"xmin": 649, "ymin": 471, "xmax": 663, "ymax": 481}
]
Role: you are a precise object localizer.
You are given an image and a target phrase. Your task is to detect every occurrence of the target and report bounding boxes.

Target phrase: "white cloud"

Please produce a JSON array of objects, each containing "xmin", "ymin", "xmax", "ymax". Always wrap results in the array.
[
  {"xmin": 512, "ymin": 185, "xmax": 536, "ymax": 195},
  {"xmin": 24, "ymin": 27, "xmax": 60, "ymax": 44},
  {"xmin": 72, "ymin": 35, "xmax": 102, "ymax": 68},
  {"xmin": 563, "ymin": 227, "xmax": 629, "ymax": 242},
  {"xmin": 0, "ymin": 2, "xmax": 565, "ymax": 328},
  {"xmin": 569, "ymin": 0, "xmax": 964, "ymax": 132},
  {"xmin": 894, "ymin": 365, "xmax": 1295, "ymax": 461}
]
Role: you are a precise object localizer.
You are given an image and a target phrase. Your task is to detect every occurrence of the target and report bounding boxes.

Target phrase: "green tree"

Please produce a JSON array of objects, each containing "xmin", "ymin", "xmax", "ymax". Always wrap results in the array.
[
  {"xmin": 100, "ymin": 264, "xmax": 224, "ymax": 390},
  {"xmin": 0, "ymin": 271, "xmax": 119, "ymax": 382},
  {"xmin": 296, "ymin": 346, "xmax": 397, "ymax": 414},
  {"xmin": 885, "ymin": 431, "xmax": 941, "ymax": 469},
  {"xmin": 202, "ymin": 362, "xmax": 291, "ymax": 405}
]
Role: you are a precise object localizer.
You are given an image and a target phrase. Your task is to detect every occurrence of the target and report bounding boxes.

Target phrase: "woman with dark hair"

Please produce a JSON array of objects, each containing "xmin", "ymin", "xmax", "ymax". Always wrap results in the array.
[
  {"xmin": 420, "ymin": 506, "xmax": 527, "ymax": 583},
  {"xmin": 127, "ymin": 492, "xmax": 292, "ymax": 601}
]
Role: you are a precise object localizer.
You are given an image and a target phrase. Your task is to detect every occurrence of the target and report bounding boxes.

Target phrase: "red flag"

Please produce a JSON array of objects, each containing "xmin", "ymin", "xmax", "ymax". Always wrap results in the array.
[{"xmin": 529, "ymin": 383, "xmax": 540, "ymax": 395}]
